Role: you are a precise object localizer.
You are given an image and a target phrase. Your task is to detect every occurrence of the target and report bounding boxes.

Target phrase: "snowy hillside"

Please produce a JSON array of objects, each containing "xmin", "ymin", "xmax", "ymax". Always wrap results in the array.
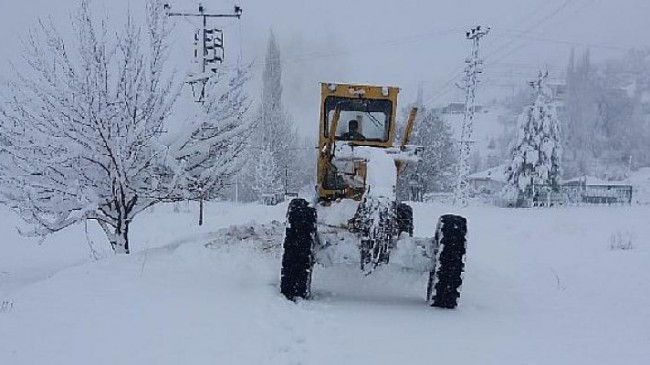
[
  {"xmin": 1, "ymin": 202, "xmax": 649, "ymax": 364},
  {"xmin": 444, "ymin": 105, "xmax": 507, "ymax": 157}
]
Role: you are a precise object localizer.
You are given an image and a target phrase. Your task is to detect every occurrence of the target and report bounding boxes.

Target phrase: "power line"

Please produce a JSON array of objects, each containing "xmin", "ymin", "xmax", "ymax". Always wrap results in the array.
[
  {"xmin": 494, "ymin": 29, "xmax": 633, "ymax": 51},
  {"xmin": 479, "ymin": 0, "xmax": 554, "ymax": 63},
  {"xmin": 422, "ymin": 0, "xmax": 577, "ymax": 108},
  {"xmin": 533, "ymin": 0, "xmax": 598, "ymax": 33},
  {"xmin": 483, "ymin": 0, "xmax": 575, "ymax": 62},
  {"xmin": 245, "ymin": 27, "xmax": 463, "ymax": 70}
]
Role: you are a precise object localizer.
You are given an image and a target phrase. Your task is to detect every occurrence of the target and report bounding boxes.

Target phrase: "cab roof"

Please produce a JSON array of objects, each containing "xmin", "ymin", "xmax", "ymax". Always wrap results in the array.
[{"xmin": 320, "ymin": 82, "xmax": 399, "ymax": 100}]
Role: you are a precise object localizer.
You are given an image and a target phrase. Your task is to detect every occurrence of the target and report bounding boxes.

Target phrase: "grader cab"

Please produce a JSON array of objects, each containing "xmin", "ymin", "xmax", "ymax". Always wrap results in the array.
[
  {"xmin": 317, "ymin": 83, "xmax": 415, "ymax": 201},
  {"xmin": 280, "ymin": 82, "xmax": 468, "ymax": 309}
]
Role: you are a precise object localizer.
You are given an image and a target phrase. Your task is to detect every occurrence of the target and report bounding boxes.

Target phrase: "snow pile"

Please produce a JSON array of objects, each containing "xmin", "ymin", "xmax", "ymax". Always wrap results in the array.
[
  {"xmin": 390, "ymin": 235, "xmax": 432, "ymax": 271},
  {"xmin": 316, "ymin": 199, "xmax": 359, "ymax": 228},
  {"xmin": 365, "ymin": 153, "xmax": 397, "ymax": 199},
  {"xmin": 315, "ymin": 228, "xmax": 361, "ymax": 267},
  {"xmin": 206, "ymin": 220, "xmax": 284, "ymax": 252},
  {"xmin": 334, "ymin": 144, "xmax": 397, "ymax": 199}
]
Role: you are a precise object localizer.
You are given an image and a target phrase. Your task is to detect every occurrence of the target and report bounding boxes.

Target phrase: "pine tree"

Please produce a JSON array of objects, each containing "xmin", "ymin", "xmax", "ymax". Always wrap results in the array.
[
  {"xmin": 503, "ymin": 72, "xmax": 562, "ymax": 205},
  {"xmin": 241, "ymin": 31, "xmax": 300, "ymax": 200},
  {"xmin": 259, "ymin": 32, "xmax": 295, "ymax": 187}
]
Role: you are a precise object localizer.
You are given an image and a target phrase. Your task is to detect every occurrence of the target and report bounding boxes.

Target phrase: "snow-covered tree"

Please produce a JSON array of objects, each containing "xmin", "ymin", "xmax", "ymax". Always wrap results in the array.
[
  {"xmin": 252, "ymin": 145, "xmax": 283, "ymax": 202},
  {"xmin": 503, "ymin": 72, "xmax": 562, "ymax": 204},
  {"xmin": 167, "ymin": 67, "xmax": 253, "ymax": 223},
  {"xmin": 396, "ymin": 91, "xmax": 456, "ymax": 201},
  {"xmin": 0, "ymin": 0, "xmax": 251, "ymax": 253},
  {"xmin": 562, "ymin": 49, "xmax": 602, "ymax": 177},
  {"xmin": 0, "ymin": 0, "xmax": 178, "ymax": 253},
  {"xmin": 493, "ymin": 49, "xmax": 650, "ymax": 183},
  {"xmin": 590, "ymin": 49, "xmax": 650, "ymax": 178},
  {"xmin": 243, "ymin": 31, "xmax": 300, "ymax": 200}
]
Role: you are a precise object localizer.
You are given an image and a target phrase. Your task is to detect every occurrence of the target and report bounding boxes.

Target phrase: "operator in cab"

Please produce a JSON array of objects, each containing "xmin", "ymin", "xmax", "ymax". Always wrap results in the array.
[{"xmin": 340, "ymin": 119, "xmax": 365, "ymax": 141}]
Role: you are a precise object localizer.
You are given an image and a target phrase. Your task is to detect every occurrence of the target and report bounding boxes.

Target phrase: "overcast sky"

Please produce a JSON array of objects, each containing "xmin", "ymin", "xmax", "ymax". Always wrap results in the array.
[{"xmin": 1, "ymin": 0, "xmax": 648, "ymax": 134}]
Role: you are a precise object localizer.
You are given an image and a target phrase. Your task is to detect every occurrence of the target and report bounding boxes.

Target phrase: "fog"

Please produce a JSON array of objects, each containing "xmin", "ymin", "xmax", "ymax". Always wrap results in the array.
[{"xmin": 1, "ymin": 0, "xmax": 647, "ymax": 135}]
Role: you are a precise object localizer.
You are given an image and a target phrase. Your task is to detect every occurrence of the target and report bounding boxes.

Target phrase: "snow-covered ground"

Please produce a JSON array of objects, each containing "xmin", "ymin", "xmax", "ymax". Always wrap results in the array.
[{"xmin": 1, "ymin": 201, "xmax": 649, "ymax": 364}]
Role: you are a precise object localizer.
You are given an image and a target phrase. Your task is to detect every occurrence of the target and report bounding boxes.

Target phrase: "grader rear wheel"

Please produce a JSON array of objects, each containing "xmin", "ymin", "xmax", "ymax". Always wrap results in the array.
[{"xmin": 396, "ymin": 202, "xmax": 414, "ymax": 237}]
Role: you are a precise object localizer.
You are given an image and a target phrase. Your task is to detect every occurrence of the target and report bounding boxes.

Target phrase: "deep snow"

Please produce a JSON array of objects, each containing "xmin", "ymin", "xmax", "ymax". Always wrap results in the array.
[{"xmin": 1, "ymin": 201, "xmax": 649, "ymax": 364}]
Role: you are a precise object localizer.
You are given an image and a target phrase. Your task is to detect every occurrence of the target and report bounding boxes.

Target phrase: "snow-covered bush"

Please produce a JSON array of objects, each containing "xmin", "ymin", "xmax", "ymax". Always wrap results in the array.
[
  {"xmin": 609, "ymin": 230, "xmax": 635, "ymax": 251},
  {"xmin": 1, "ymin": 300, "xmax": 13, "ymax": 313}
]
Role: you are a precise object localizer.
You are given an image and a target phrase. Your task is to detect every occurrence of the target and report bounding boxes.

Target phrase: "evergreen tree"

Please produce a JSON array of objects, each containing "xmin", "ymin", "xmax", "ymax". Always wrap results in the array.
[
  {"xmin": 503, "ymin": 72, "xmax": 562, "ymax": 204},
  {"xmin": 258, "ymin": 32, "xmax": 295, "ymax": 191},
  {"xmin": 240, "ymin": 31, "xmax": 302, "ymax": 200}
]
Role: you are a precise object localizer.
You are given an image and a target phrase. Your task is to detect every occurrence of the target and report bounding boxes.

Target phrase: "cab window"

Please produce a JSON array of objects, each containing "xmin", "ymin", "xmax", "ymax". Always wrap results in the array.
[{"xmin": 324, "ymin": 97, "xmax": 392, "ymax": 142}]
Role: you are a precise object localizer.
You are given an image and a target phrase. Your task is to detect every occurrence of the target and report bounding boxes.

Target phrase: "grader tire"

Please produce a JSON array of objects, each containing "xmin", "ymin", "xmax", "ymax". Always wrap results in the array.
[
  {"xmin": 427, "ymin": 214, "xmax": 467, "ymax": 309},
  {"xmin": 280, "ymin": 198, "xmax": 317, "ymax": 301},
  {"xmin": 396, "ymin": 203, "xmax": 414, "ymax": 237}
]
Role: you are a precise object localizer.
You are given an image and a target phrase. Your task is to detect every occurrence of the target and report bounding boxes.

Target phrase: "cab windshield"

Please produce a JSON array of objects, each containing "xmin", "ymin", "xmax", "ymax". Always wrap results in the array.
[{"xmin": 324, "ymin": 96, "xmax": 392, "ymax": 142}]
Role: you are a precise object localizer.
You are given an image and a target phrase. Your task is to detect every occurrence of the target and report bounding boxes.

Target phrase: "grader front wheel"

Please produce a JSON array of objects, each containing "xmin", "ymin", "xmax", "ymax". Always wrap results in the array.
[
  {"xmin": 427, "ymin": 214, "xmax": 468, "ymax": 309},
  {"xmin": 280, "ymin": 199, "xmax": 317, "ymax": 301}
]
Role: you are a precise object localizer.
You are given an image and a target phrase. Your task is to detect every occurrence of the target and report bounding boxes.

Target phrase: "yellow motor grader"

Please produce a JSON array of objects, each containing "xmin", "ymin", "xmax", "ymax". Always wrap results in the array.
[{"xmin": 280, "ymin": 82, "xmax": 468, "ymax": 308}]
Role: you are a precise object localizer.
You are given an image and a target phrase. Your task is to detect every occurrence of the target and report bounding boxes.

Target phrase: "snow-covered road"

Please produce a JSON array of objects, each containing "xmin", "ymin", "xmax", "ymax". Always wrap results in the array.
[{"xmin": 1, "ymin": 202, "xmax": 649, "ymax": 364}]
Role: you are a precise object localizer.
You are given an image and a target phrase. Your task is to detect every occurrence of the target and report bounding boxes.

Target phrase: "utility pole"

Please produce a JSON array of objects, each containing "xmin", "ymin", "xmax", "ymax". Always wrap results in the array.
[
  {"xmin": 164, "ymin": 3, "xmax": 242, "ymax": 103},
  {"xmin": 528, "ymin": 70, "xmax": 548, "ymax": 92},
  {"xmin": 164, "ymin": 3, "xmax": 242, "ymax": 226},
  {"xmin": 454, "ymin": 26, "xmax": 489, "ymax": 207}
]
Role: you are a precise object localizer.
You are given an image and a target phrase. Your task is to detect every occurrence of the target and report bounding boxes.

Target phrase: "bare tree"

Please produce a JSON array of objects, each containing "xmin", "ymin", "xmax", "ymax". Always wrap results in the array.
[{"xmin": 0, "ymin": 0, "xmax": 179, "ymax": 253}]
